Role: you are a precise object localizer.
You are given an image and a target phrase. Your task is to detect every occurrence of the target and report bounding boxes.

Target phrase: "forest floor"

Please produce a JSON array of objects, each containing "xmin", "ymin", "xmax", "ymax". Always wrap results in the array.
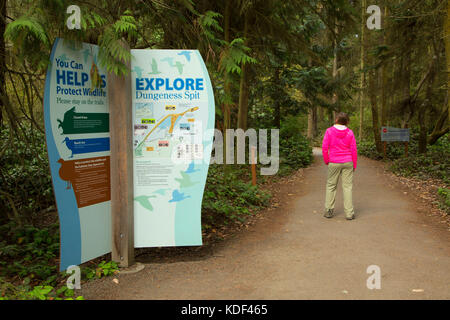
[{"xmin": 81, "ymin": 149, "xmax": 450, "ymax": 299}]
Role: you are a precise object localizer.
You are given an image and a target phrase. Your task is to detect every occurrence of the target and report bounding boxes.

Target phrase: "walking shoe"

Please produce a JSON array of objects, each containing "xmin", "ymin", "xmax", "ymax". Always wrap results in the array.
[
  {"xmin": 345, "ymin": 214, "xmax": 355, "ymax": 220},
  {"xmin": 324, "ymin": 209, "xmax": 334, "ymax": 219}
]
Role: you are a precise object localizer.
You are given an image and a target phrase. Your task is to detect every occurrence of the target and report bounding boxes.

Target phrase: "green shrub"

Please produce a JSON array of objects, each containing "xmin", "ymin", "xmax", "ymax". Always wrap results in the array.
[
  {"xmin": 202, "ymin": 165, "xmax": 271, "ymax": 229},
  {"xmin": 0, "ymin": 127, "xmax": 54, "ymax": 224},
  {"xmin": 0, "ymin": 278, "xmax": 84, "ymax": 300},
  {"xmin": 279, "ymin": 116, "xmax": 313, "ymax": 174},
  {"xmin": 389, "ymin": 149, "xmax": 449, "ymax": 184},
  {"xmin": 82, "ymin": 260, "xmax": 119, "ymax": 280},
  {"xmin": 358, "ymin": 139, "xmax": 408, "ymax": 160},
  {"xmin": 429, "ymin": 132, "xmax": 450, "ymax": 153},
  {"xmin": 360, "ymin": 133, "xmax": 449, "ymax": 214},
  {"xmin": 0, "ymin": 222, "xmax": 59, "ymax": 284},
  {"xmin": 437, "ymin": 188, "xmax": 450, "ymax": 214}
]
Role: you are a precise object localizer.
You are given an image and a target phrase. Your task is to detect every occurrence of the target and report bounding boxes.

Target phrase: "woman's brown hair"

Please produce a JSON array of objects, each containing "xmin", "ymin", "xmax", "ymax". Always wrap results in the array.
[{"xmin": 335, "ymin": 112, "xmax": 349, "ymax": 125}]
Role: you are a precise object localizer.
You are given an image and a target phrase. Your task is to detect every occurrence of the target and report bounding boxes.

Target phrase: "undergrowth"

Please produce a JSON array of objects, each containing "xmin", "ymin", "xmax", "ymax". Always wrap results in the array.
[{"xmin": 359, "ymin": 132, "xmax": 449, "ymax": 213}]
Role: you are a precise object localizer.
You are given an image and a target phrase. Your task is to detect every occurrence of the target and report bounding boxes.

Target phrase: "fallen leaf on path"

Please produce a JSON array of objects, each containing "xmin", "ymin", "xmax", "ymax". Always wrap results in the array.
[
  {"xmin": 342, "ymin": 290, "xmax": 348, "ymax": 294},
  {"xmin": 112, "ymin": 278, "xmax": 119, "ymax": 284},
  {"xmin": 412, "ymin": 289, "xmax": 424, "ymax": 293}
]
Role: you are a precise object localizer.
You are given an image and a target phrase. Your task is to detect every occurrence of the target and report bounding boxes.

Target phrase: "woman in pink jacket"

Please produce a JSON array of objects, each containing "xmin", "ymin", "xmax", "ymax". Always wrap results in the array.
[{"xmin": 321, "ymin": 112, "xmax": 358, "ymax": 220}]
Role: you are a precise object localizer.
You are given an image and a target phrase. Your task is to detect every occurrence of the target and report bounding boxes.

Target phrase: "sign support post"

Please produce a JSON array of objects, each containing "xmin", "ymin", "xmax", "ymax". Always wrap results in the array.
[
  {"xmin": 251, "ymin": 146, "xmax": 257, "ymax": 186},
  {"xmin": 109, "ymin": 41, "xmax": 135, "ymax": 268}
]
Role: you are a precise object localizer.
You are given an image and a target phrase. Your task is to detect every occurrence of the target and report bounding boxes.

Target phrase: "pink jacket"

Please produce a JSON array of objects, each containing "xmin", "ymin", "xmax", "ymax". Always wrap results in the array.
[{"xmin": 322, "ymin": 126, "xmax": 358, "ymax": 169}]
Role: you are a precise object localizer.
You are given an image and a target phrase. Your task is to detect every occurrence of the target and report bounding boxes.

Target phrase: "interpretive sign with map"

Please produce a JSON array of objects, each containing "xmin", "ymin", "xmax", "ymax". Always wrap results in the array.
[{"xmin": 131, "ymin": 49, "xmax": 215, "ymax": 247}]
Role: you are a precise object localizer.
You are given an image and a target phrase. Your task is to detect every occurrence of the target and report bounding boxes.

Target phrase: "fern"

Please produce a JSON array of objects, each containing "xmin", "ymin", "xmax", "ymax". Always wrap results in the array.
[
  {"xmin": 82, "ymin": 12, "xmax": 107, "ymax": 30},
  {"xmin": 218, "ymin": 38, "xmax": 257, "ymax": 75},
  {"xmin": 4, "ymin": 15, "xmax": 51, "ymax": 72},
  {"xmin": 98, "ymin": 29, "xmax": 131, "ymax": 76},
  {"xmin": 113, "ymin": 12, "xmax": 137, "ymax": 36},
  {"xmin": 198, "ymin": 11, "xmax": 225, "ymax": 47},
  {"xmin": 97, "ymin": 10, "xmax": 138, "ymax": 76},
  {"xmin": 5, "ymin": 16, "xmax": 49, "ymax": 46},
  {"xmin": 200, "ymin": 11, "xmax": 223, "ymax": 33},
  {"xmin": 178, "ymin": 0, "xmax": 197, "ymax": 15}
]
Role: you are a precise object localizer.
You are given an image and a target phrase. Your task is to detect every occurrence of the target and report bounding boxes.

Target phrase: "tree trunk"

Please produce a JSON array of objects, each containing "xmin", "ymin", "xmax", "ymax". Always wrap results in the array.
[
  {"xmin": 237, "ymin": 12, "xmax": 250, "ymax": 130},
  {"xmin": 0, "ymin": 0, "xmax": 6, "ymax": 127},
  {"xmin": 418, "ymin": 109, "xmax": 428, "ymax": 153},
  {"xmin": 307, "ymin": 106, "xmax": 317, "ymax": 139},
  {"xmin": 332, "ymin": 30, "xmax": 338, "ymax": 117},
  {"xmin": 328, "ymin": 109, "xmax": 334, "ymax": 126},
  {"xmin": 359, "ymin": 0, "xmax": 366, "ymax": 142},
  {"xmin": 445, "ymin": 0, "xmax": 450, "ymax": 124},
  {"xmin": 427, "ymin": 0, "xmax": 450, "ymax": 145},
  {"xmin": 237, "ymin": 63, "xmax": 249, "ymax": 130},
  {"xmin": 369, "ymin": 69, "xmax": 383, "ymax": 153},
  {"xmin": 381, "ymin": 66, "xmax": 388, "ymax": 126},
  {"xmin": 318, "ymin": 106, "xmax": 324, "ymax": 123},
  {"xmin": 419, "ymin": 52, "xmax": 437, "ymax": 153},
  {"xmin": 273, "ymin": 67, "xmax": 281, "ymax": 128},
  {"xmin": 428, "ymin": 94, "xmax": 449, "ymax": 145},
  {"xmin": 401, "ymin": 34, "xmax": 412, "ymax": 128},
  {"xmin": 380, "ymin": 4, "xmax": 389, "ymax": 127},
  {"xmin": 222, "ymin": 0, "xmax": 232, "ymax": 162}
]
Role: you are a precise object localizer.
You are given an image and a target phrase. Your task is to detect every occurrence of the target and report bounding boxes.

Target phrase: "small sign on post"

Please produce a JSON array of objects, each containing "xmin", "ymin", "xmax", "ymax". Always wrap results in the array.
[{"xmin": 381, "ymin": 127, "xmax": 410, "ymax": 158}]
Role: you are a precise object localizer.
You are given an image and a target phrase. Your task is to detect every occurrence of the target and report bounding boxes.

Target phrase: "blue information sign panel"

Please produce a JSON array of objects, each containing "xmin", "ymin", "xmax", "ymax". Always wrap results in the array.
[{"xmin": 44, "ymin": 38, "xmax": 111, "ymax": 271}]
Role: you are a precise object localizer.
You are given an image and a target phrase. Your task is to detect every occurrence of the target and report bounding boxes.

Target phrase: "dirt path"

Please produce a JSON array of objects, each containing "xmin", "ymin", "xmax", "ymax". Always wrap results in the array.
[{"xmin": 82, "ymin": 150, "xmax": 450, "ymax": 299}]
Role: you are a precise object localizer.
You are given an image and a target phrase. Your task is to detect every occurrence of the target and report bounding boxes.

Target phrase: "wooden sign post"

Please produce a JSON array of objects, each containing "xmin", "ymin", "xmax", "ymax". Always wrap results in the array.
[
  {"xmin": 109, "ymin": 41, "xmax": 134, "ymax": 268},
  {"xmin": 251, "ymin": 146, "xmax": 257, "ymax": 186}
]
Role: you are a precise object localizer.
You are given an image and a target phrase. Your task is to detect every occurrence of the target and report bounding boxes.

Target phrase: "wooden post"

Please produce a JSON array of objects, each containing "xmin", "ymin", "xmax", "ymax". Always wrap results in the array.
[
  {"xmin": 251, "ymin": 146, "xmax": 257, "ymax": 186},
  {"xmin": 383, "ymin": 141, "xmax": 387, "ymax": 159},
  {"xmin": 109, "ymin": 41, "xmax": 134, "ymax": 268},
  {"xmin": 404, "ymin": 142, "xmax": 409, "ymax": 157}
]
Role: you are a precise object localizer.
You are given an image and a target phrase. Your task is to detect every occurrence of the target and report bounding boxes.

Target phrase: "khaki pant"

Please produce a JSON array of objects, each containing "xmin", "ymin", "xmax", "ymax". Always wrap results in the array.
[{"xmin": 325, "ymin": 162, "xmax": 354, "ymax": 217}]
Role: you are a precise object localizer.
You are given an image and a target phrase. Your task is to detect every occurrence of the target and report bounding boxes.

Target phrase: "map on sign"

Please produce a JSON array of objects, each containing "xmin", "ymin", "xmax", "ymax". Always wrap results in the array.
[{"xmin": 133, "ymin": 104, "xmax": 201, "ymax": 159}]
